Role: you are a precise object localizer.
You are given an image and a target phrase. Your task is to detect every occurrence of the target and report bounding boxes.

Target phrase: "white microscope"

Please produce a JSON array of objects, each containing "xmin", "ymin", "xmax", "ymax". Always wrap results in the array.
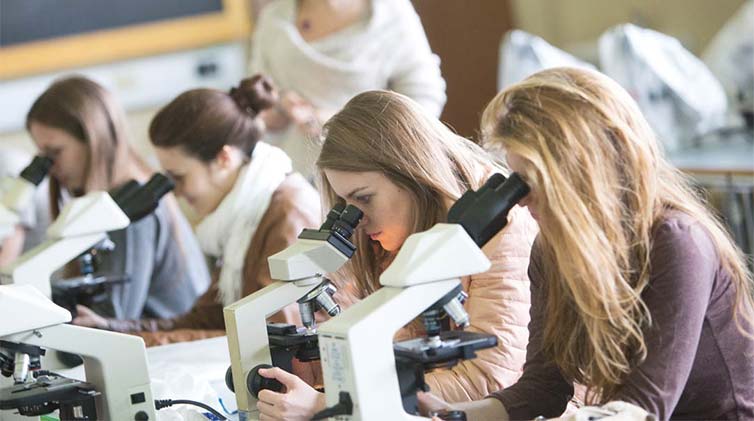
[
  {"xmin": 314, "ymin": 173, "xmax": 531, "ymax": 420},
  {"xmin": 0, "ymin": 284, "xmax": 156, "ymax": 420},
  {"xmin": 224, "ymin": 204, "xmax": 363, "ymax": 420},
  {"xmin": 0, "ymin": 173, "xmax": 174, "ymax": 299},
  {"xmin": 0, "ymin": 156, "xmax": 52, "ymax": 242}
]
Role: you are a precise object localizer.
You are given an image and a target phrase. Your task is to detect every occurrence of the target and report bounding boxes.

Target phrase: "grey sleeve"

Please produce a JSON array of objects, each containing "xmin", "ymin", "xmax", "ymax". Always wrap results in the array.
[
  {"xmin": 489, "ymin": 240, "xmax": 574, "ymax": 419},
  {"xmin": 614, "ymin": 219, "xmax": 717, "ymax": 420},
  {"xmin": 96, "ymin": 204, "xmax": 210, "ymax": 320}
]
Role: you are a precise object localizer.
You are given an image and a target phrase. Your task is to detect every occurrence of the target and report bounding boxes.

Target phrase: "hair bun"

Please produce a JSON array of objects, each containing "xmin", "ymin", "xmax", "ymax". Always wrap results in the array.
[{"xmin": 229, "ymin": 74, "xmax": 278, "ymax": 117}]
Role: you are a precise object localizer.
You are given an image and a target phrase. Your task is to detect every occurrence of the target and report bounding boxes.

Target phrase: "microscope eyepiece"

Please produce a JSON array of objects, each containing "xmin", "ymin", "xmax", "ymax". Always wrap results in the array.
[
  {"xmin": 141, "ymin": 173, "xmax": 175, "ymax": 200},
  {"xmin": 494, "ymin": 173, "xmax": 529, "ymax": 205},
  {"xmin": 109, "ymin": 180, "xmax": 141, "ymax": 205},
  {"xmin": 339, "ymin": 205, "xmax": 363, "ymax": 228},
  {"xmin": 331, "ymin": 205, "xmax": 363, "ymax": 240},
  {"xmin": 447, "ymin": 172, "xmax": 530, "ymax": 247},
  {"xmin": 19, "ymin": 156, "xmax": 53, "ymax": 186},
  {"xmin": 113, "ymin": 173, "xmax": 175, "ymax": 222},
  {"xmin": 320, "ymin": 203, "xmax": 346, "ymax": 230}
]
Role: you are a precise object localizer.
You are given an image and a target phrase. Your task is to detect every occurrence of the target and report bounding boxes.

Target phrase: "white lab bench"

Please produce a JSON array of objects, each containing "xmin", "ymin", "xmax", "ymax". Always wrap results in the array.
[{"xmin": 61, "ymin": 336, "xmax": 238, "ymax": 420}]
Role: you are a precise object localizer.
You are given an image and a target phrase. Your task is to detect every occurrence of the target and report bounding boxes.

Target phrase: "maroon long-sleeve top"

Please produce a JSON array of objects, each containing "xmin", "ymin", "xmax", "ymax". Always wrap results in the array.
[{"xmin": 490, "ymin": 212, "xmax": 754, "ymax": 420}]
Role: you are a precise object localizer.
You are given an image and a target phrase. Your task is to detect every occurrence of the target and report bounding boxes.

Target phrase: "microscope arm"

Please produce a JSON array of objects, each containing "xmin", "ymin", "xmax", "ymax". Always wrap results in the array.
[
  {"xmin": 224, "ymin": 278, "xmax": 320, "ymax": 413},
  {"xmin": 2, "ymin": 324, "xmax": 155, "ymax": 419},
  {"xmin": 318, "ymin": 279, "xmax": 461, "ymax": 420},
  {"xmin": 0, "ymin": 173, "xmax": 174, "ymax": 298},
  {"xmin": 1, "ymin": 233, "xmax": 106, "ymax": 298}
]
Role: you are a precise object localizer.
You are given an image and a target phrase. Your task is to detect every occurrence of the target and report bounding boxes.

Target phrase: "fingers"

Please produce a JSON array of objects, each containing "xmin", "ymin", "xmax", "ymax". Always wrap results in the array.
[
  {"xmin": 257, "ymin": 398, "xmax": 280, "ymax": 418},
  {"xmin": 75, "ymin": 304, "xmax": 91, "ymax": 315},
  {"xmin": 258, "ymin": 367, "xmax": 301, "ymax": 389},
  {"xmin": 417, "ymin": 391, "xmax": 450, "ymax": 414},
  {"xmin": 259, "ymin": 412, "xmax": 281, "ymax": 421},
  {"xmin": 258, "ymin": 388, "xmax": 285, "ymax": 406}
]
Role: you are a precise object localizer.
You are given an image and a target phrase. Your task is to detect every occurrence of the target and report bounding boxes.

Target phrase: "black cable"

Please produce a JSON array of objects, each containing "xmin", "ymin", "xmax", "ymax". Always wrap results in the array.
[
  {"xmin": 154, "ymin": 399, "xmax": 227, "ymax": 420},
  {"xmin": 311, "ymin": 392, "xmax": 353, "ymax": 420}
]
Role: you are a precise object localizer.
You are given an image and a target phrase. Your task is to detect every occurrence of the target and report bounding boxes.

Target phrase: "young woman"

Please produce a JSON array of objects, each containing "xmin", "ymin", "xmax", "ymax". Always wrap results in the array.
[
  {"xmin": 26, "ymin": 76, "xmax": 210, "ymax": 320},
  {"xmin": 250, "ymin": 0, "xmax": 446, "ymax": 179},
  {"xmin": 419, "ymin": 67, "xmax": 754, "ymax": 420},
  {"xmin": 254, "ymin": 90, "xmax": 539, "ymax": 420},
  {"xmin": 73, "ymin": 75, "xmax": 322, "ymax": 346}
]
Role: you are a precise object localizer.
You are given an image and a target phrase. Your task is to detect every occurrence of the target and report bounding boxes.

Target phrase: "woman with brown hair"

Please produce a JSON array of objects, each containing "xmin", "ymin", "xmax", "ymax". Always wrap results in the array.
[
  {"xmin": 25, "ymin": 75, "xmax": 210, "ymax": 320},
  {"xmin": 73, "ymin": 75, "xmax": 321, "ymax": 346},
  {"xmin": 254, "ymin": 89, "xmax": 538, "ymax": 420},
  {"xmin": 419, "ymin": 67, "xmax": 754, "ymax": 420}
]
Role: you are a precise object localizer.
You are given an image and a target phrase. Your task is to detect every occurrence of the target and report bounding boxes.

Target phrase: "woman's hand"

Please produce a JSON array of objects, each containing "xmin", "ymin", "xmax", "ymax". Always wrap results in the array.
[
  {"xmin": 72, "ymin": 305, "xmax": 108, "ymax": 329},
  {"xmin": 418, "ymin": 391, "xmax": 452, "ymax": 418},
  {"xmin": 256, "ymin": 366, "xmax": 327, "ymax": 421},
  {"xmin": 279, "ymin": 91, "xmax": 322, "ymax": 138}
]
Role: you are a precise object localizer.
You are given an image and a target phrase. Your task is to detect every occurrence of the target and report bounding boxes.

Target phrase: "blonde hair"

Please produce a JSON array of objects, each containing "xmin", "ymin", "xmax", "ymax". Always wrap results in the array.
[
  {"xmin": 481, "ymin": 67, "xmax": 754, "ymax": 402},
  {"xmin": 317, "ymin": 90, "xmax": 501, "ymax": 295}
]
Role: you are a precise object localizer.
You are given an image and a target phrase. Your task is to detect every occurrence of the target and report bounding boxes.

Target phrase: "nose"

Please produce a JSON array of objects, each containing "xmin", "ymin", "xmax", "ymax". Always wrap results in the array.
[
  {"xmin": 355, "ymin": 214, "xmax": 369, "ymax": 231},
  {"xmin": 356, "ymin": 214, "xmax": 369, "ymax": 230}
]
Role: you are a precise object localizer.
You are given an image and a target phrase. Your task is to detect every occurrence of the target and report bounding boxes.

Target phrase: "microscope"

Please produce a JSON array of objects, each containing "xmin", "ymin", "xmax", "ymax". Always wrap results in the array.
[
  {"xmin": 224, "ymin": 204, "xmax": 363, "ymax": 420},
  {"xmin": 0, "ymin": 156, "xmax": 52, "ymax": 242},
  {"xmin": 314, "ymin": 173, "xmax": 530, "ymax": 420},
  {"xmin": 0, "ymin": 173, "xmax": 174, "ymax": 299},
  {"xmin": 0, "ymin": 284, "xmax": 156, "ymax": 420},
  {"xmin": 50, "ymin": 238, "xmax": 130, "ymax": 318}
]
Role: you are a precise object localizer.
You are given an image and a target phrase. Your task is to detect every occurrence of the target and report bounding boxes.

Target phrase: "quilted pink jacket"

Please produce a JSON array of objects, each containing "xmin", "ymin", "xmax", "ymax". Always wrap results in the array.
[{"xmin": 421, "ymin": 205, "xmax": 538, "ymax": 402}]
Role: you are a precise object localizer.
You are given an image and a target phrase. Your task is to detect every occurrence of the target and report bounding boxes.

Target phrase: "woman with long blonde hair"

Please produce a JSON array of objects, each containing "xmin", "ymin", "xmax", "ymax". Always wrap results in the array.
[
  {"xmin": 254, "ymin": 90, "xmax": 538, "ymax": 420},
  {"xmin": 420, "ymin": 67, "xmax": 754, "ymax": 420}
]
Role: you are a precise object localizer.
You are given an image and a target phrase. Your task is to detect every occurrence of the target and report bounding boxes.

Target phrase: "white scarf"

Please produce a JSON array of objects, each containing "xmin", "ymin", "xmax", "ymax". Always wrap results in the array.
[{"xmin": 195, "ymin": 142, "xmax": 292, "ymax": 306}]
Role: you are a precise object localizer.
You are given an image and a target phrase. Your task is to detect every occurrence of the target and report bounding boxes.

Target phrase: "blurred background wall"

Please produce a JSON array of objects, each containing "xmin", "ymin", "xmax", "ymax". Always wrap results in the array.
[
  {"xmin": 1, "ymin": 0, "xmax": 750, "ymax": 257},
  {"xmin": 1, "ymin": 0, "xmax": 746, "ymax": 151}
]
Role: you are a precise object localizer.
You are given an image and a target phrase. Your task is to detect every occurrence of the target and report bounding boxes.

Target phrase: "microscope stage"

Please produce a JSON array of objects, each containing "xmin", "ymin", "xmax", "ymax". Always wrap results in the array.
[
  {"xmin": 393, "ymin": 331, "xmax": 497, "ymax": 368},
  {"xmin": 0, "ymin": 374, "xmax": 99, "ymax": 416}
]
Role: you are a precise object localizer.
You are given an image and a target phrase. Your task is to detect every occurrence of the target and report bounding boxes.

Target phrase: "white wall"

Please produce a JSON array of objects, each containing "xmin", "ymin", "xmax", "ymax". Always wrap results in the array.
[{"xmin": 510, "ymin": 0, "xmax": 747, "ymax": 61}]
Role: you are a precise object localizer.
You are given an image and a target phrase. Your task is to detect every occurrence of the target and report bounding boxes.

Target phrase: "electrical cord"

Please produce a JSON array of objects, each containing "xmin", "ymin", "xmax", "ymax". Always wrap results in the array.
[
  {"xmin": 154, "ymin": 399, "xmax": 227, "ymax": 420},
  {"xmin": 311, "ymin": 392, "xmax": 353, "ymax": 420}
]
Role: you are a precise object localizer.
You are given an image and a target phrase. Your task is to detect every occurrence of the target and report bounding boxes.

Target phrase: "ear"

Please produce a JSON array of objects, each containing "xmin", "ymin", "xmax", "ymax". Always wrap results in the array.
[{"xmin": 211, "ymin": 145, "xmax": 238, "ymax": 171}]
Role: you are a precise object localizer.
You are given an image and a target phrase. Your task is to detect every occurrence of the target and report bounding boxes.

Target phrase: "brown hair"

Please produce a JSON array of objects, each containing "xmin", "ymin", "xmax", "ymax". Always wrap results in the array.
[
  {"xmin": 26, "ymin": 76, "xmax": 150, "ymax": 217},
  {"xmin": 149, "ymin": 74, "xmax": 277, "ymax": 161},
  {"xmin": 482, "ymin": 67, "xmax": 754, "ymax": 402},
  {"xmin": 317, "ymin": 90, "xmax": 502, "ymax": 296}
]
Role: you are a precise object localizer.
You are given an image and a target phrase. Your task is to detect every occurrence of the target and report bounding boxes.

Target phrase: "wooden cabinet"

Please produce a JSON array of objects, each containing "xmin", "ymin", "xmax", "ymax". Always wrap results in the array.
[{"xmin": 412, "ymin": 1, "xmax": 514, "ymax": 139}]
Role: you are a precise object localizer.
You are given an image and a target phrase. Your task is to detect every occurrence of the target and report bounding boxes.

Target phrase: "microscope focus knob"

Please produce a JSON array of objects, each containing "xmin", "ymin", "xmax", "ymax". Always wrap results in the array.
[
  {"xmin": 247, "ymin": 364, "xmax": 284, "ymax": 398},
  {"xmin": 225, "ymin": 366, "xmax": 235, "ymax": 392},
  {"xmin": 134, "ymin": 410, "xmax": 150, "ymax": 420},
  {"xmin": 431, "ymin": 410, "xmax": 467, "ymax": 421}
]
